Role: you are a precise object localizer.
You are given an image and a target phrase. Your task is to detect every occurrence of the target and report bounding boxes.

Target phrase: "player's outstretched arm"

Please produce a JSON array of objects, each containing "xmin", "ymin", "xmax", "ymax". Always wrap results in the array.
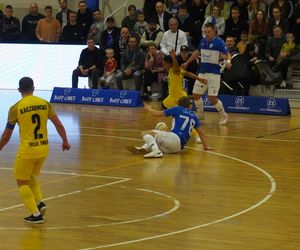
[
  {"xmin": 49, "ymin": 115, "xmax": 71, "ymax": 151},
  {"xmin": 181, "ymin": 50, "xmax": 200, "ymax": 69},
  {"xmin": 0, "ymin": 127, "xmax": 13, "ymax": 150},
  {"xmin": 143, "ymin": 103, "xmax": 166, "ymax": 117},
  {"xmin": 195, "ymin": 127, "xmax": 214, "ymax": 151},
  {"xmin": 170, "ymin": 50, "xmax": 181, "ymax": 74}
]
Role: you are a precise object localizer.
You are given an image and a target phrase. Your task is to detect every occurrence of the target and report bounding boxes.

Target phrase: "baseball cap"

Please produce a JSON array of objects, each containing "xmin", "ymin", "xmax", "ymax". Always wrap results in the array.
[
  {"xmin": 148, "ymin": 18, "xmax": 157, "ymax": 25},
  {"xmin": 106, "ymin": 16, "xmax": 115, "ymax": 23},
  {"xmin": 180, "ymin": 45, "xmax": 189, "ymax": 52}
]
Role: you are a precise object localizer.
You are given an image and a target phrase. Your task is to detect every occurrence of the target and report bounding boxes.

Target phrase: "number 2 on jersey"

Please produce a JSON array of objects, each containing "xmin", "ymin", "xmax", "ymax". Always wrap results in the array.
[{"xmin": 32, "ymin": 114, "xmax": 43, "ymax": 139}]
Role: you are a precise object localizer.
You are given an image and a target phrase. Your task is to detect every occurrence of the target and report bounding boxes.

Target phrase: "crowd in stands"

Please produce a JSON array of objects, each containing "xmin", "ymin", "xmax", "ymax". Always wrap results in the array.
[{"xmin": 0, "ymin": 0, "xmax": 300, "ymax": 96}]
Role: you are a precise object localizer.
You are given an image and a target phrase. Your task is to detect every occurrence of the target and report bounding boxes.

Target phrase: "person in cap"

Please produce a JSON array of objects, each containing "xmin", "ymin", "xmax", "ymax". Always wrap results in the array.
[{"xmin": 140, "ymin": 17, "xmax": 163, "ymax": 50}]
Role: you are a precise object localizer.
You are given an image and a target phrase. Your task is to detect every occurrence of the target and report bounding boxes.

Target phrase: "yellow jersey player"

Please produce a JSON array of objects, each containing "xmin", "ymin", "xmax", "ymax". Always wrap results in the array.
[
  {"xmin": 0, "ymin": 77, "xmax": 71, "ymax": 224},
  {"xmin": 162, "ymin": 50, "xmax": 207, "ymax": 109}
]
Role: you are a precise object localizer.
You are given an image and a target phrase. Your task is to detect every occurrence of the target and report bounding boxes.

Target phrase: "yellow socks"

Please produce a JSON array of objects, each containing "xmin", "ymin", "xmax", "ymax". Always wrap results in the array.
[
  {"xmin": 19, "ymin": 185, "xmax": 39, "ymax": 215},
  {"xmin": 29, "ymin": 176, "xmax": 43, "ymax": 204}
]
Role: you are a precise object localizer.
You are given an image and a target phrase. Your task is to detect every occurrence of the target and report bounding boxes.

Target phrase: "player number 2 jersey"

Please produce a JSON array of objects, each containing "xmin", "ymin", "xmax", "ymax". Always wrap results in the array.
[{"xmin": 7, "ymin": 95, "xmax": 56, "ymax": 158}]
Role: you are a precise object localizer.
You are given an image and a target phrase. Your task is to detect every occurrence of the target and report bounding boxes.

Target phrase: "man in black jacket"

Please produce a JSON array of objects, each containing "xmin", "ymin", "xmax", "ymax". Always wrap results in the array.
[
  {"xmin": 56, "ymin": 0, "xmax": 73, "ymax": 30},
  {"xmin": 72, "ymin": 37, "xmax": 104, "ymax": 88},
  {"xmin": 22, "ymin": 3, "xmax": 44, "ymax": 42},
  {"xmin": 0, "ymin": 5, "xmax": 21, "ymax": 42},
  {"xmin": 152, "ymin": 1, "xmax": 172, "ymax": 32}
]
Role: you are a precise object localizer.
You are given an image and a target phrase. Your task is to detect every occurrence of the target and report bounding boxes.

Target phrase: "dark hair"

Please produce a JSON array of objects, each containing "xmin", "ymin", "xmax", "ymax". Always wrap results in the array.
[
  {"xmin": 5, "ymin": 5, "xmax": 13, "ymax": 10},
  {"xmin": 178, "ymin": 5, "xmax": 187, "ymax": 10},
  {"xmin": 147, "ymin": 42, "xmax": 157, "ymax": 48},
  {"xmin": 163, "ymin": 55, "xmax": 173, "ymax": 65},
  {"xmin": 58, "ymin": 0, "xmax": 67, "ymax": 3},
  {"xmin": 177, "ymin": 96, "xmax": 191, "ymax": 108},
  {"xmin": 44, "ymin": 6, "xmax": 53, "ymax": 11},
  {"xmin": 19, "ymin": 77, "xmax": 34, "ymax": 92},
  {"xmin": 128, "ymin": 4, "xmax": 136, "ymax": 11},
  {"xmin": 204, "ymin": 22, "xmax": 216, "ymax": 29},
  {"xmin": 93, "ymin": 9, "xmax": 101, "ymax": 13}
]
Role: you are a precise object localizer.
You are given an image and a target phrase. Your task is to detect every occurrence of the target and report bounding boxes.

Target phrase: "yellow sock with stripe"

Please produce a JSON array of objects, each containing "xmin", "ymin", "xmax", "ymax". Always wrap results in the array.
[
  {"xmin": 19, "ymin": 185, "xmax": 40, "ymax": 216},
  {"xmin": 29, "ymin": 176, "xmax": 43, "ymax": 204}
]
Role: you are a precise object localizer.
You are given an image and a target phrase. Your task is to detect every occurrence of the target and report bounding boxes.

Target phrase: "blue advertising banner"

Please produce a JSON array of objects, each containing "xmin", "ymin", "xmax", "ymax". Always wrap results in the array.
[
  {"xmin": 203, "ymin": 95, "xmax": 291, "ymax": 116},
  {"xmin": 50, "ymin": 87, "xmax": 143, "ymax": 107}
]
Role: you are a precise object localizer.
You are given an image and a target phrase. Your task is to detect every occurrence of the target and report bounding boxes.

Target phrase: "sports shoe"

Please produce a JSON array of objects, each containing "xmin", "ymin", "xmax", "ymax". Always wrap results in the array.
[
  {"xmin": 219, "ymin": 113, "xmax": 228, "ymax": 125},
  {"xmin": 144, "ymin": 149, "xmax": 163, "ymax": 158},
  {"xmin": 38, "ymin": 202, "xmax": 47, "ymax": 216},
  {"xmin": 194, "ymin": 136, "xmax": 202, "ymax": 144},
  {"xmin": 24, "ymin": 214, "xmax": 44, "ymax": 224},
  {"xmin": 126, "ymin": 145, "xmax": 147, "ymax": 154}
]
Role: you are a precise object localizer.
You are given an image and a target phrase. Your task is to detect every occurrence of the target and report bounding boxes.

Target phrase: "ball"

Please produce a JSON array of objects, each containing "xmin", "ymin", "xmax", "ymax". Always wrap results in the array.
[{"xmin": 155, "ymin": 122, "xmax": 168, "ymax": 131}]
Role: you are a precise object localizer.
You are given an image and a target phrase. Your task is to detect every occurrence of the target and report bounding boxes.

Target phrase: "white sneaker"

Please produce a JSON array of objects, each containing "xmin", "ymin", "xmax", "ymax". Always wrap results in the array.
[
  {"xmin": 194, "ymin": 136, "xmax": 202, "ymax": 144},
  {"xmin": 219, "ymin": 113, "xmax": 228, "ymax": 125},
  {"xmin": 127, "ymin": 145, "xmax": 147, "ymax": 154},
  {"xmin": 144, "ymin": 149, "xmax": 163, "ymax": 158}
]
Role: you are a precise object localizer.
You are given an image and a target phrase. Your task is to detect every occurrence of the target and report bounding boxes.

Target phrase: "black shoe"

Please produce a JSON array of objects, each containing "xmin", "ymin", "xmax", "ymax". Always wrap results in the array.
[
  {"xmin": 24, "ymin": 214, "xmax": 44, "ymax": 224},
  {"xmin": 37, "ymin": 202, "xmax": 47, "ymax": 216}
]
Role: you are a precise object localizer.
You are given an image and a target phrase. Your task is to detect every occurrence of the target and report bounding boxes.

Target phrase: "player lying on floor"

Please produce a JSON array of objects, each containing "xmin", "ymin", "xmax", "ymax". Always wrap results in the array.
[{"xmin": 127, "ymin": 96, "xmax": 213, "ymax": 158}]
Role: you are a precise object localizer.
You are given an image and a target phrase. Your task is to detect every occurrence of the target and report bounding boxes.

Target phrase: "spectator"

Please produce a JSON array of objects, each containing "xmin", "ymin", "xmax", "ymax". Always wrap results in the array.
[
  {"xmin": 273, "ymin": 33, "xmax": 296, "ymax": 71},
  {"xmin": 56, "ymin": 0, "xmax": 72, "ymax": 30},
  {"xmin": 160, "ymin": 18, "xmax": 188, "ymax": 55},
  {"xmin": 167, "ymin": 0, "xmax": 181, "ymax": 16},
  {"xmin": 231, "ymin": 0, "xmax": 249, "ymax": 22},
  {"xmin": 72, "ymin": 37, "xmax": 103, "ymax": 89},
  {"xmin": 116, "ymin": 36, "xmax": 145, "ymax": 91},
  {"xmin": 143, "ymin": 0, "xmax": 165, "ymax": 21},
  {"xmin": 243, "ymin": 42, "xmax": 260, "ymax": 86},
  {"xmin": 265, "ymin": 25, "xmax": 288, "ymax": 87},
  {"xmin": 152, "ymin": 1, "xmax": 173, "ymax": 32},
  {"xmin": 22, "ymin": 3, "xmax": 45, "ymax": 42},
  {"xmin": 118, "ymin": 27, "xmax": 130, "ymax": 56},
  {"xmin": 268, "ymin": 0, "xmax": 293, "ymax": 20},
  {"xmin": 121, "ymin": 4, "xmax": 138, "ymax": 32},
  {"xmin": 0, "ymin": 5, "xmax": 21, "ymax": 42},
  {"xmin": 176, "ymin": 45, "xmax": 198, "ymax": 96},
  {"xmin": 176, "ymin": 5, "xmax": 195, "ymax": 48},
  {"xmin": 88, "ymin": 9, "xmax": 104, "ymax": 45},
  {"xmin": 205, "ymin": 0, "xmax": 231, "ymax": 20},
  {"xmin": 61, "ymin": 11, "xmax": 84, "ymax": 44},
  {"xmin": 134, "ymin": 10, "xmax": 148, "ymax": 38},
  {"xmin": 225, "ymin": 6, "xmax": 248, "ymax": 41},
  {"xmin": 249, "ymin": 9, "xmax": 268, "ymax": 41},
  {"xmin": 143, "ymin": 42, "xmax": 166, "ymax": 98},
  {"xmin": 202, "ymin": 5, "xmax": 225, "ymax": 38},
  {"xmin": 140, "ymin": 18, "xmax": 163, "ymax": 50},
  {"xmin": 100, "ymin": 17, "xmax": 121, "ymax": 64},
  {"xmin": 267, "ymin": 6, "xmax": 290, "ymax": 36},
  {"xmin": 236, "ymin": 31, "xmax": 249, "ymax": 54},
  {"xmin": 187, "ymin": 0, "xmax": 207, "ymax": 46},
  {"xmin": 226, "ymin": 36, "xmax": 239, "ymax": 55},
  {"xmin": 292, "ymin": 0, "xmax": 300, "ymax": 44},
  {"xmin": 77, "ymin": 0, "xmax": 94, "ymax": 40},
  {"xmin": 36, "ymin": 6, "xmax": 61, "ymax": 43},
  {"xmin": 99, "ymin": 48, "xmax": 118, "ymax": 88},
  {"xmin": 247, "ymin": 0, "xmax": 266, "ymax": 21}
]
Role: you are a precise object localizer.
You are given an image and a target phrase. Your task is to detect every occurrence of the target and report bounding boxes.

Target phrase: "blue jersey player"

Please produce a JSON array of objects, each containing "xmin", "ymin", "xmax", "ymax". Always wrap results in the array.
[
  {"xmin": 127, "ymin": 96, "xmax": 213, "ymax": 158},
  {"xmin": 182, "ymin": 22, "xmax": 232, "ymax": 125}
]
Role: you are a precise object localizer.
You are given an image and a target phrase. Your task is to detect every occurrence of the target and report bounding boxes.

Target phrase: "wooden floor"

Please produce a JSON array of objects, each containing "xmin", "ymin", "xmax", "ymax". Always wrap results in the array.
[{"xmin": 0, "ymin": 90, "xmax": 300, "ymax": 250}]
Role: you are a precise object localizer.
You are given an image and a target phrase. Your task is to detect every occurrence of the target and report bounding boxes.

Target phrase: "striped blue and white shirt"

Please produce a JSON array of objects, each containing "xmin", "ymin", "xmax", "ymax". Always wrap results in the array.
[{"xmin": 198, "ymin": 36, "xmax": 228, "ymax": 75}]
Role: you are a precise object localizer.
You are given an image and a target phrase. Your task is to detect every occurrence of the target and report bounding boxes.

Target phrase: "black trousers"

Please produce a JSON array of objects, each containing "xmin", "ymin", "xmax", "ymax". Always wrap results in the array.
[{"xmin": 72, "ymin": 68, "xmax": 102, "ymax": 88}]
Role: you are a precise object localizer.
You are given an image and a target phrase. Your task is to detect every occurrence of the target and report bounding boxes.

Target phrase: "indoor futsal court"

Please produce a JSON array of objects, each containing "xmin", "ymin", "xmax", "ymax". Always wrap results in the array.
[{"xmin": 0, "ymin": 89, "xmax": 299, "ymax": 250}]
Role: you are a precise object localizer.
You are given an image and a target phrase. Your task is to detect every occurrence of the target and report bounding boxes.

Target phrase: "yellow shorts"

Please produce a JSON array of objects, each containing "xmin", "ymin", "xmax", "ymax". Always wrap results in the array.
[
  {"xmin": 14, "ymin": 155, "xmax": 46, "ymax": 180},
  {"xmin": 163, "ymin": 93, "xmax": 187, "ymax": 109}
]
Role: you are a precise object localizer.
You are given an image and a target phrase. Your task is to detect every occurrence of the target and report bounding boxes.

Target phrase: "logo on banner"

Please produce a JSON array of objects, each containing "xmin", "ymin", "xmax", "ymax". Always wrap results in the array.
[
  {"xmin": 235, "ymin": 96, "xmax": 245, "ymax": 107},
  {"xmin": 267, "ymin": 98, "xmax": 276, "ymax": 109},
  {"xmin": 64, "ymin": 88, "xmax": 71, "ymax": 95},
  {"xmin": 120, "ymin": 91, "xmax": 128, "ymax": 99},
  {"xmin": 203, "ymin": 96, "xmax": 211, "ymax": 106},
  {"xmin": 91, "ymin": 89, "xmax": 99, "ymax": 97}
]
